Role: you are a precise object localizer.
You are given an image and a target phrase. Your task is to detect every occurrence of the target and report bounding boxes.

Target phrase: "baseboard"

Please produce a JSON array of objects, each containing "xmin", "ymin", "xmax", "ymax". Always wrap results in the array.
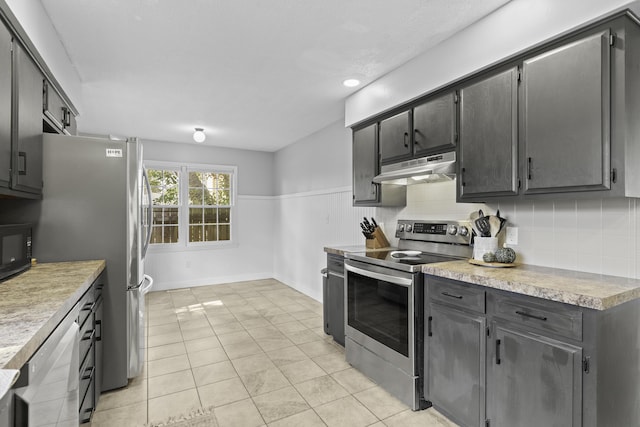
[{"xmin": 150, "ymin": 272, "xmax": 275, "ymax": 292}]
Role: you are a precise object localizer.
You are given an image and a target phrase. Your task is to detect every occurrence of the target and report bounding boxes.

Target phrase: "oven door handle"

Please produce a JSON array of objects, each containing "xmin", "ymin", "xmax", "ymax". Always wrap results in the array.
[{"xmin": 345, "ymin": 263, "xmax": 413, "ymax": 287}]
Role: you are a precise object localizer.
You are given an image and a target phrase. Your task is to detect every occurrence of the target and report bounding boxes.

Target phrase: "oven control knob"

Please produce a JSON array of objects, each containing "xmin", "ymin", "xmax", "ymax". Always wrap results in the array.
[
  {"xmin": 448, "ymin": 225, "xmax": 458, "ymax": 235},
  {"xmin": 405, "ymin": 224, "xmax": 413, "ymax": 232},
  {"xmin": 458, "ymin": 226, "xmax": 469, "ymax": 237},
  {"xmin": 397, "ymin": 224, "xmax": 405, "ymax": 232}
]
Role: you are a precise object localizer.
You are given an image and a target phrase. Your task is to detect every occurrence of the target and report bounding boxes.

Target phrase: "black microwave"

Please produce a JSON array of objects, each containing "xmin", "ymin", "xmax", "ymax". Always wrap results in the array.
[{"xmin": 0, "ymin": 224, "xmax": 32, "ymax": 281}]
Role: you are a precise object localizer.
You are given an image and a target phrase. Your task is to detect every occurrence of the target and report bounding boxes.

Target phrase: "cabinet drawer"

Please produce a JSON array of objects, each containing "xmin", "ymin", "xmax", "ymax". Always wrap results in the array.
[
  {"xmin": 79, "ymin": 323, "xmax": 95, "ymax": 367},
  {"xmin": 327, "ymin": 255, "xmax": 344, "ymax": 275},
  {"xmin": 77, "ymin": 290, "xmax": 95, "ymax": 330},
  {"xmin": 428, "ymin": 276, "xmax": 486, "ymax": 314},
  {"xmin": 492, "ymin": 294, "xmax": 582, "ymax": 341},
  {"xmin": 79, "ymin": 367, "xmax": 95, "ymax": 423}
]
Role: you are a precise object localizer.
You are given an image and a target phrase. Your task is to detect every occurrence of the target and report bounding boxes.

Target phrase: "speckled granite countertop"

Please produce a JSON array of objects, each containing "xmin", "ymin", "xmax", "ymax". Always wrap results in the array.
[
  {"xmin": 423, "ymin": 261, "xmax": 640, "ymax": 310},
  {"xmin": 324, "ymin": 245, "xmax": 393, "ymax": 256},
  {"xmin": 0, "ymin": 260, "xmax": 106, "ymax": 370}
]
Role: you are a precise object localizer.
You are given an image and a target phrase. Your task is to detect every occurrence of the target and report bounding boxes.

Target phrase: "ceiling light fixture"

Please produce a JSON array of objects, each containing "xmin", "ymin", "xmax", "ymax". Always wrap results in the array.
[
  {"xmin": 343, "ymin": 78, "xmax": 360, "ymax": 88},
  {"xmin": 193, "ymin": 128, "xmax": 206, "ymax": 143}
]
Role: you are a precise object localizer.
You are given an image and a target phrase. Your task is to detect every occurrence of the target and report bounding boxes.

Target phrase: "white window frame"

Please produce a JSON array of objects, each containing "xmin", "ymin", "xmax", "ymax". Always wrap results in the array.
[{"xmin": 145, "ymin": 160, "xmax": 238, "ymax": 252}]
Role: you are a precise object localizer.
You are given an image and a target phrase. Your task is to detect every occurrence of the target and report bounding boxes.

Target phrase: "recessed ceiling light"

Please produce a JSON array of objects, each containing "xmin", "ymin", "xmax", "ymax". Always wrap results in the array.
[
  {"xmin": 193, "ymin": 128, "xmax": 206, "ymax": 143},
  {"xmin": 343, "ymin": 79, "xmax": 360, "ymax": 88}
]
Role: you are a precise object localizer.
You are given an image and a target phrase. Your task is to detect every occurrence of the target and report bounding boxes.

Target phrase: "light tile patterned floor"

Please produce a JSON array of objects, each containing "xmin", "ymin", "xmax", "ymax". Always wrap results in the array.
[{"xmin": 89, "ymin": 279, "xmax": 458, "ymax": 427}]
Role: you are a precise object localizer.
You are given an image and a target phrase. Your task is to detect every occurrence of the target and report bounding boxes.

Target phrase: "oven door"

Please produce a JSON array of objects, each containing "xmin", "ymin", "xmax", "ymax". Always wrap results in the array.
[{"xmin": 345, "ymin": 259, "xmax": 416, "ymax": 375}]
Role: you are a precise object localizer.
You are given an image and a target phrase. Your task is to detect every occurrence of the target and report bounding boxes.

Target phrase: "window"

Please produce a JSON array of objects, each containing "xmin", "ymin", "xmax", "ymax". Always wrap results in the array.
[
  {"xmin": 148, "ymin": 168, "xmax": 180, "ymax": 244},
  {"xmin": 146, "ymin": 162, "xmax": 236, "ymax": 247},
  {"xmin": 188, "ymin": 171, "xmax": 232, "ymax": 243}
]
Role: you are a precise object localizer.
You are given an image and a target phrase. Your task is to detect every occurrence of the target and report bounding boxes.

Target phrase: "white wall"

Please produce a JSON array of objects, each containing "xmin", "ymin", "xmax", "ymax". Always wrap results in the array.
[
  {"xmin": 272, "ymin": 120, "xmax": 375, "ymax": 301},
  {"xmin": 345, "ymin": 0, "xmax": 640, "ymax": 126},
  {"xmin": 143, "ymin": 140, "xmax": 277, "ymax": 291},
  {"xmin": 376, "ymin": 182, "xmax": 640, "ymax": 279}
]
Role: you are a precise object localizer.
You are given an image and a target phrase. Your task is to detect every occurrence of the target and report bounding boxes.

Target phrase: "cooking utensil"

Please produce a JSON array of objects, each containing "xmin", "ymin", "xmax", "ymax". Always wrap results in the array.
[
  {"xmin": 469, "ymin": 210, "xmax": 482, "ymax": 236},
  {"xmin": 496, "ymin": 209, "xmax": 508, "ymax": 235},
  {"xmin": 474, "ymin": 210, "xmax": 491, "ymax": 237},
  {"xmin": 488, "ymin": 215, "xmax": 502, "ymax": 237}
]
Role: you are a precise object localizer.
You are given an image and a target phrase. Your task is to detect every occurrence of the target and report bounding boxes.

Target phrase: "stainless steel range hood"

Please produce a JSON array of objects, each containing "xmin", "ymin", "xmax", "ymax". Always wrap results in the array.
[{"xmin": 373, "ymin": 151, "xmax": 456, "ymax": 185}]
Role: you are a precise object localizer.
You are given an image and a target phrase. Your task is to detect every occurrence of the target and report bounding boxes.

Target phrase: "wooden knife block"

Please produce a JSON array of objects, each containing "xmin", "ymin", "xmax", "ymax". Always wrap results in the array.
[{"xmin": 366, "ymin": 228, "xmax": 390, "ymax": 249}]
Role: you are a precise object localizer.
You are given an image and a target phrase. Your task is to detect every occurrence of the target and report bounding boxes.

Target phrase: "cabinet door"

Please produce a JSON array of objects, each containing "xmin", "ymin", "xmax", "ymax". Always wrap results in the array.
[
  {"xmin": 458, "ymin": 67, "xmax": 519, "ymax": 200},
  {"xmin": 427, "ymin": 302, "xmax": 485, "ymax": 427},
  {"xmin": 522, "ymin": 30, "xmax": 611, "ymax": 194},
  {"xmin": 379, "ymin": 111, "xmax": 411, "ymax": 163},
  {"xmin": 327, "ymin": 271, "xmax": 345, "ymax": 346},
  {"xmin": 413, "ymin": 92, "xmax": 456, "ymax": 157},
  {"xmin": 43, "ymin": 81, "xmax": 66, "ymax": 132},
  {"xmin": 352, "ymin": 124, "xmax": 379, "ymax": 205},
  {"xmin": 0, "ymin": 22, "xmax": 11, "ymax": 188},
  {"xmin": 488, "ymin": 324, "xmax": 582, "ymax": 427},
  {"xmin": 12, "ymin": 42, "xmax": 43, "ymax": 195}
]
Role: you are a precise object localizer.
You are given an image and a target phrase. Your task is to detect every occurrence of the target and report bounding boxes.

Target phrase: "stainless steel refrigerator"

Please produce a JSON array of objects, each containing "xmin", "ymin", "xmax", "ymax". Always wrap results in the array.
[{"xmin": 32, "ymin": 133, "xmax": 152, "ymax": 391}]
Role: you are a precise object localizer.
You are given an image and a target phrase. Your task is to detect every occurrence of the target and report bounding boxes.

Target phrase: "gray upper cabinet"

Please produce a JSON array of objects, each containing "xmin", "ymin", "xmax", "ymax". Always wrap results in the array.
[
  {"xmin": 379, "ymin": 111, "xmax": 412, "ymax": 164},
  {"xmin": 12, "ymin": 41, "xmax": 44, "ymax": 195},
  {"xmin": 352, "ymin": 124, "xmax": 379, "ymax": 205},
  {"xmin": 413, "ymin": 93, "xmax": 457, "ymax": 157},
  {"xmin": 43, "ymin": 80, "xmax": 77, "ymax": 136},
  {"xmin": 522, "ymin": 30, "xmax": 611, "ymax": 194},
  {"xmin": 43, "ymin": 80, "xmax": 66, "ymax": 131},
  {"xmin": 488, "ymin": 323, "xmax": 583, "ymax": 427},
  {"xmin": 0, "ymin": 21, "xmax": 11, "ymax": 189},
  {"xmin": 458, "ymin": 68, "xmax": 519, "ymax": 200},
  {"xmin": 352, "ymin": 123, "xmax": 406, "ymax": 207}
]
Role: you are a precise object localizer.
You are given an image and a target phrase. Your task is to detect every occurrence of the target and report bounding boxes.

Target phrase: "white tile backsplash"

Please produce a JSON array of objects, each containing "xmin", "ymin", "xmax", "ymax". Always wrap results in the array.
[{"xmin": 377, "ymin": 180, "xmax": 640, "ymax": 279}]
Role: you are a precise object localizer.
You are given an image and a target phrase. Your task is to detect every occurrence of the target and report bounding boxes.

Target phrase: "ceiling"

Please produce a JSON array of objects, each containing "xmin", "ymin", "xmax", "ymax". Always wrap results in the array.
[{"xmin": 40, "ymin": 0, "xmax": 510, "ymax": 152}]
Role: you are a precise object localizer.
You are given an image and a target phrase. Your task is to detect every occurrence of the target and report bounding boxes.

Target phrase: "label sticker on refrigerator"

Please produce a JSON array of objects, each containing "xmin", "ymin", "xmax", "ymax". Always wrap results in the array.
[{"xmin": 106, "ymin": 148, "xmax": 123, "ymax": 158}]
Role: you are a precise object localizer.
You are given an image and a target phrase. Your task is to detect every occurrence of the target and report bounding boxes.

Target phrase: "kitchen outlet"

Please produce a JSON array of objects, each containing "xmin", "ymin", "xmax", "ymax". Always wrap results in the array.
[{"xmin": 506, "ymin": 227, "xmax": 518, "ymax": 245}]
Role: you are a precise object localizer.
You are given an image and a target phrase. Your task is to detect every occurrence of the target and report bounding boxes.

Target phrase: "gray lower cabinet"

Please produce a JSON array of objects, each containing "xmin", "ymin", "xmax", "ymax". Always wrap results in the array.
[
  {"xmin": 79, "ymin": 272, "xmax": 105, "ymax": 423},
  {"xmin": 427, "ymin": 302, "xmax": 485, "ymax": 427},
  {"xmin": 425, "ymin": 274, "xmax": 640, "ymax": 427},
  {"xmin": 488, "ymin": 322, "xmax": 582, "ymax": 427},
  {"xmin": 458, "ymin": 67, "xmax": 518, "ymax": 200},
  {"xmin": 522, "ymin": 29, "xmax": 611, "ymax": 195},
  {"xmin": 323, "ymin": 254, "xmax": 345, "ymax": 346}
]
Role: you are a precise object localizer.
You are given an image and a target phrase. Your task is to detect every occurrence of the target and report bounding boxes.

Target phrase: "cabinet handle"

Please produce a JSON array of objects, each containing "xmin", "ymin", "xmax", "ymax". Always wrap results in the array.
[
  {"xmin": 64, "ymin": 108, "xmax": 70, "ymax": 127},
  {"xmin": 82, "ymin": 366, "xmax": 95, "ymax": 381},
  {"xmin": 495, "ymin": 339, "xmax": 501, "ymax": 365},
  {"xmin": 461, "ymin": 167, "xmax": 466, "ymax": 187},
  {"xmin": 96, "ymin": 319, "xmax": 102, "ymax": 341},
  {"xmin": 428, "ymin": 316, "xmax": 433, "ymax": 337},
  {"xmin": 515, "ymin": 310, "xmax": 548, "ymax": 321},
  {"xmin": 414, "ymin": 129, "xmax": 420, "ymax": 146},
  {"xmin": 527, "ymin": 157, "xmax": 532, "ymax": 180},
  {"xmin": 82, "ymin": 329, "xmax": 96, "ymax": 342},
  {"xmin": 18, "ymin": 152, "xmax": 27, "ymax": 175},
  {"xmin": 403, "ymin": 132, "xmax": 409, "ymax": 148},
  {"xmin": 441, "ymin": 291, "xmax": 463, "ymax": 300}
]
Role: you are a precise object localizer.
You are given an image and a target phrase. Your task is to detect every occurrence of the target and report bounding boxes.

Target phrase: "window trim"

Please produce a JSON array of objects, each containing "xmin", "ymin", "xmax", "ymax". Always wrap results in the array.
[{"xmin": 145, "ymin": 160, "xmax": 238, "ymax": 251}]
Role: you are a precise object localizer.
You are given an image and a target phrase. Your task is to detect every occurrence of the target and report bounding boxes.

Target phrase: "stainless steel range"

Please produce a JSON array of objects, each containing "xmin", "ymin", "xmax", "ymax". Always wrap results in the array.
[{"xmin": 344, "ymin": 219, "xmax": 472, "ymax": 410}]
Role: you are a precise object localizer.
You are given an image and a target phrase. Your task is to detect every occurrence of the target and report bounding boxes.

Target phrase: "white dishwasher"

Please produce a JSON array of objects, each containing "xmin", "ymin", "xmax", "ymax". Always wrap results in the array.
[{"xmin": 13, "ymin": 304, "xmax": 80, "ymax": 427}]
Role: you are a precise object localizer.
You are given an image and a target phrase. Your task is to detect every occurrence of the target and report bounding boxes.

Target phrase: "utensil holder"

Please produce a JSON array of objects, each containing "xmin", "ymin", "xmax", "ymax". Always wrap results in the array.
[
  {"xmin": 473, "ymin": 237, "xmax": 498, "ymax": 261},
  {"xmin": 366, "ymin": 228, "xmax": 390, "ymax": 249}
]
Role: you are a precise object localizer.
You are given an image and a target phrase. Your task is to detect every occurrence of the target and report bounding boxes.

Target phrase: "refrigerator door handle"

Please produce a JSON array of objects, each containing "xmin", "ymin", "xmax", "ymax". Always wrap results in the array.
[
  {"xmin": 141, "ymin": 274, "xmax": 154, "ymax": 294},
  {"xmin": 142, "ymin": 167, "xmax": 153, "ymax": 259}
]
